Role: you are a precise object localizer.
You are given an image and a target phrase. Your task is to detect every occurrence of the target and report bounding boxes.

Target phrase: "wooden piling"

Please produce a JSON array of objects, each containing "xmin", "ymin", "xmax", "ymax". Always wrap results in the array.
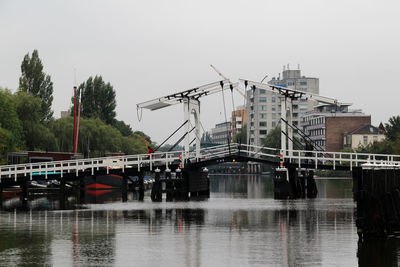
[{"xmin": 151, "ymin": 169, "xmax": 162, "ymax": 202}]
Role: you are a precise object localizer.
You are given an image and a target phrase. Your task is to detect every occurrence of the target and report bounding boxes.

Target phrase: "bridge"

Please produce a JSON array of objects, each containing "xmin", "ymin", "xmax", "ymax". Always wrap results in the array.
[{"xmin": 1, "ymin": 78, "xmax": 400, "ymax": 239}]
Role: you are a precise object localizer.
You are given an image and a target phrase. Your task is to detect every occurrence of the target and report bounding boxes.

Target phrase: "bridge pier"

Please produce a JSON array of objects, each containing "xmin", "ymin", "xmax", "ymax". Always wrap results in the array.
[
  {"xmin": 354, "ymin": 165, "xmax": 400, "ymax": 240},
  {"xmin": 122, "ymin": 175, "xmax": 128, "ymax": 202},
  {"xmin": 59, "ymin": 180, "xmax": 67, "ymax": 209},
  {"xmin": 21, "ymin": 181, "xmax": 28, "ymax": 203},
  {"xmin": 79, "ymin": 178, "xmax": 85, "ymax": 204},
  {"xmin": 274, "ymin": 167, "xmax": 317, "ymax": 199},
  {"xmin": 151, "ymin": 169, "xmax": 162, "ymax": 202},
  {"xmin": 0, "ymin": 186, "xmax": 2, "ymax": 208},
  {"xmin": 138, "ymin": 172, "xmax": 144, "ymax": 201}
]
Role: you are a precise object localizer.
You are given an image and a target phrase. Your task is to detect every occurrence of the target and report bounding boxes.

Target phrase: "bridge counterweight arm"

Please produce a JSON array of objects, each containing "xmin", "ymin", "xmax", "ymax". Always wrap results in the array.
[{"xmin": 240, "ymin": 79, "xmax": 340, "ymax": 106}]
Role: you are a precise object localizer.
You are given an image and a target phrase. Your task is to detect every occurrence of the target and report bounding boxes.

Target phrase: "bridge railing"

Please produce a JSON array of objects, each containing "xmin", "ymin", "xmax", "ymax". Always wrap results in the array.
[
  {"xmin": 284, "ymin": 149, "xmax": 400, "ymax": 170},
  {"xmin": 0, "ymin": 150, "xmax": 185, "ymax": 182},
  {"xmin": 238, "ymin": 144, "xmax": 280, "ymax": 160}
]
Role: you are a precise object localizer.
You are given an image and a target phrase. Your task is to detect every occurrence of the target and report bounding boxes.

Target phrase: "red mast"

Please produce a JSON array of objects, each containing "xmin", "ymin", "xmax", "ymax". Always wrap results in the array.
[
  {"xmin": 74, "ymin": 89, "xmax": 81, "ymax": 154},
  {"xmin": 73, "ymin": 86, "xmax": 77, "ymax": 154}
]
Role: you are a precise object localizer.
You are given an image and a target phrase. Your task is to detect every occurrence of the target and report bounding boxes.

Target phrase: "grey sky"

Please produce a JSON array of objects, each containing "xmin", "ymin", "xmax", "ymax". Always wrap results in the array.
[{"xmin": 1, "ymin": 0, "xmax": 399, "ymax": 143}]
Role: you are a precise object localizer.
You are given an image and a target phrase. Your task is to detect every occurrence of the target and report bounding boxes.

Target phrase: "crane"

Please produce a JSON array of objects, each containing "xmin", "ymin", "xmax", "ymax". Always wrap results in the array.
[{"xmin": 210, "ymin": 64, "xmax": 246, "ymax": 98}]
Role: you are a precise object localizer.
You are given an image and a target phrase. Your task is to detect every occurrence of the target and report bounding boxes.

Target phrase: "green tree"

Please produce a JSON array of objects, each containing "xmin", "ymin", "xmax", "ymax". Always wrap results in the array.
[
  {"xmin": 19, "ymin": 50, "xmax": 54, "ymax": 122},
  {"xmin": 14, "ymin": 91, "xmax": 58, "ymax": 151},
  {"xmin": 261, "ymin": 125, "xmax": 281, "ymax": 149},
  {"xmin": 384, "ymin": 116, "xmax": 400, "ymax": 142},
  {"xmin": 75, "ymin": 76, "xmax": 116, "ymax": 124},
  {"xmin": 0, "ymin": 88, "xmax": 24, "ymax": 151},
  {"xmin": 112, "ymin": 119, "xmax": 133, "ymax": 137}
]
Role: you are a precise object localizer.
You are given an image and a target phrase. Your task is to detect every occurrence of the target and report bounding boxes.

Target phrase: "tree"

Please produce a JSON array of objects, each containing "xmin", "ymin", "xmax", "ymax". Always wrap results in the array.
[
  {"xmin": 75, "ymin": 76, "xmax": 116, "ymax": 124},
  {"xmin": 112, "ymin": 119, "xmax": 133, "ymax": 137},
  {"xmin": 0, "ymin": 88, "xmax": 24, "ymax": 151},
  {"xmin": 19, "ymin": 50, "xmax": 54, "ymax": 122},
  {"xmin": 385, "ymin": 116, "xmax": 400, "ymax": 142},
  {"xmin": 261, "ymin": 125, "xmax": 281, "ymax": 149}
]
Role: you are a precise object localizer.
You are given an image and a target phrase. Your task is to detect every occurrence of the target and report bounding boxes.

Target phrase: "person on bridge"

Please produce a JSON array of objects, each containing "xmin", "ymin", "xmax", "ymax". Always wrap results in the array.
[{"xmin": 147, "ymin": 146, "xmax": 154, "ymax": 159}]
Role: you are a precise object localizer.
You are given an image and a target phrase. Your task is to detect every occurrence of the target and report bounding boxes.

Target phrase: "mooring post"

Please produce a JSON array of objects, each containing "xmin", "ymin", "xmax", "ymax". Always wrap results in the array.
[
  {"xmin": 138, "ymin": 172, "xmax": 144, "ymax": 201},
  {"xmin": 202, "ymin": 167, "xmax": 210, "ymax": 198},
  {"xmin": 151, "ymin": 168, "xmax": 162, "ymax": 202},
  {"xmin": 122, "ymin": 175, "xmax": 128, "ymax": 202}
]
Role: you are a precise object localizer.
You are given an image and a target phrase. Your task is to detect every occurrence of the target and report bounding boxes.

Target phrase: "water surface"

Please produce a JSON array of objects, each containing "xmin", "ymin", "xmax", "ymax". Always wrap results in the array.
[{"xmin": 1, "ymin": 175, "xmax": 399, "ymax": 266}]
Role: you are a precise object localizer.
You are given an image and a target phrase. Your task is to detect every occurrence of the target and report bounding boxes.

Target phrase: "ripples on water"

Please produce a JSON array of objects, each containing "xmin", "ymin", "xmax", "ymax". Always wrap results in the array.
[{"xmin": 0, "ymin": 175, "xmax": 399, "ymax": 266}]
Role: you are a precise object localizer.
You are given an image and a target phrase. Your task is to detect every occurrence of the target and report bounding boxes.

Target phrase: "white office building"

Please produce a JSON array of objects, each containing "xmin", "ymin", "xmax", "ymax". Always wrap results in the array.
[{"xmin": 247, "ymin": 66, "xmax": 319, "ymax": 146}]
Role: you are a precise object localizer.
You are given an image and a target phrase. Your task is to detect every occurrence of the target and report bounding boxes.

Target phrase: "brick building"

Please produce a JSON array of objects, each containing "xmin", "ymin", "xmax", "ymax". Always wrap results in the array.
[
  {"xmin": 325, "ymin": 116, "xmax": 371, "ymax": 151},
  {"xmin": 302, "ymin": 104, "xmax": 371, "ymax": 151}
]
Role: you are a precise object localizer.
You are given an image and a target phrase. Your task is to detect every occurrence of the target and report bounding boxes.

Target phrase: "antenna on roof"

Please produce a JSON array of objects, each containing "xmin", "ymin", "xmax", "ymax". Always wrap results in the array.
[{"xmin": 298, "ymin": 64, "xmax": 300, "ymax": 70}]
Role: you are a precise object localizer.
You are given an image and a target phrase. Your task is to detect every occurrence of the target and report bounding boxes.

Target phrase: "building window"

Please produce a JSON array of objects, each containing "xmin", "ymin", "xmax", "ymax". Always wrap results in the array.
[
  {"xmin": 260, "ymin": 113, "xmax": 267, "ymax": 119},
  {"xmin": 259, "ymin": 89, "xmax": 266, "ymax": 94},
  {"xmin": 300, "ymin": 104, "xmax": 308, "ymax": 110},
  {"xmin": 259, "ymin": 130, "xmax": 267, "ymax": 135},
  {"xmin": 259, "ymin": 121, "xmax": 267, "ymax": 127},
  {"xmin": 363, "ymin": 136, "xmax": 368, "ymax": 145},
  {"xmin": 272, "ymin": 113, "xmax": 276, "ymax": 119},
  {"xmin": 293, "ymin": 105, "xmax": 298, "ymax": 110},
  {"xmin": 287, "ymin": 81, "xmax": 294, "ymax": 86},
  {"xmin": 373, "ymin": 136, "xmax": 378, "ymax": 143},
  {"xmin": 299, "ymin": 81, "xmax": 307, "ymax": 86},
  {"xmin": 272, "ymin": 121, "xmax": 276, "ymax": 127},
  {"xmin": 272, "ymin": 105, "xmax": 276, "ymax": 111},
  {"xmin": 259, "ymin": 97, "xmax": 267, "ymax": 103},
  {"xmin": 272, "ymin": 97, "xmax": 276, "ymax": 103},
  {"xmin": 259, "ymin": 105, "xmax": 267, "ymax": 111}
]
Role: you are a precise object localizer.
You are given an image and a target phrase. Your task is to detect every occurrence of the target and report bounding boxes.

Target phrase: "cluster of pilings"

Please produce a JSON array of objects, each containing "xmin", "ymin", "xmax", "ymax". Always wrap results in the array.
[
  {"xmin": 274, "ymin": 166, "xmax": 318, "ymax": 199},
  {"xmin": 150, "ymin": 167, "xmax": 210, "ymax": 201},
  {"xmin": 354, "ymin": 166, "xmax": 400, "ymax": 240}
]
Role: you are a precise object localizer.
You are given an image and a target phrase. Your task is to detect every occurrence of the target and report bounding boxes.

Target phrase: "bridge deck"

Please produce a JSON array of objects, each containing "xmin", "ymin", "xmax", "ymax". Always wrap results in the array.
[{"xmin": 1, "ymin": 143, "xmax": 400, "ymax": 185}]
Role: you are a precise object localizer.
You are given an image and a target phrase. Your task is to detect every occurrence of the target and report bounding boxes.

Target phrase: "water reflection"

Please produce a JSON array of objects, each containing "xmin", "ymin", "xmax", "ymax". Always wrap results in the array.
[{"xmin": 0, "ymin": 175, "xmax": 398, "ymax": 266}]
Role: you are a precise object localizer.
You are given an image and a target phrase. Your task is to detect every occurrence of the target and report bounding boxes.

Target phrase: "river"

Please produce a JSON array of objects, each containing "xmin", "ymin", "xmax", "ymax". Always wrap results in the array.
[{"xmin": 0, "ymin": 175, "xmax": 399, "ymax": 266}]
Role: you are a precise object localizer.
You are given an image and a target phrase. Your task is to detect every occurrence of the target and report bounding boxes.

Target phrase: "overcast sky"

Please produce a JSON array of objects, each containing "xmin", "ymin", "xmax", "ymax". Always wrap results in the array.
[{"xmin": 1, "ymin": 0, "xmax": 399, "ymax": 144}]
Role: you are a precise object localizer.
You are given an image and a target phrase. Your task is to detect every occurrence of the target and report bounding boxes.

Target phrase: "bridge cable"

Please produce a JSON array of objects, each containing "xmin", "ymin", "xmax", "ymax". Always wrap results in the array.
[
  {"xmin": 280, "ymin": 118, "xmax": 324, "ymax": 152},
  {"xmin": 154, "ymin": 120, "xmax": 189, "ymax": 152},
  {"xmin": 168, "ymin": 127, "xmax": 196, "ymax": 152}
]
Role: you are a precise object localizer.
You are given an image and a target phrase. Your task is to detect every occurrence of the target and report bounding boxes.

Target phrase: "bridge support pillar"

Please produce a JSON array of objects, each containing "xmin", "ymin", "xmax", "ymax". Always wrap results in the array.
[
  {"xmin": 79, "ymin": 178, "xmax": 85, "ymax": 204},
  {"xmin": 122, "ymin": 175, "xmax": 128, "ymax": 202},
  {"xmin": 306, "ymin": 170, "xmax": 317, "ymax": 198},
  {"xmin": 274, "ymin": 168, "xmax": 291, "ymax": 199},
  {"xmin": 151, "ymin": 169, "xmax": 162, "ymax": 202},
  {"xmin": 138, "ymin": 172, "xmax": 144, "ymax": 201},
  {"xmin": 59, "ymin": 180, "xmax": 66, "ymax": 209},
  {"xmin": 0, "ymin": 186, "xmax": 3, "ymax": 208},
  {"xmin": 21, "ymin": 181, "xmax": 28, "ymax": 202}
]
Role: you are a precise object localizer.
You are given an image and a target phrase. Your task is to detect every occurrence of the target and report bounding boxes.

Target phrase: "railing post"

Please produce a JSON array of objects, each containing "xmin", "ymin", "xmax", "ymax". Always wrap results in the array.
[
  {"xmin": 333, "ymin": 154, "xmax": 336, "ymax": 170},
  {"xmin": 315, "ymin": 152, "xmax": 318, "ymax": 169}
]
